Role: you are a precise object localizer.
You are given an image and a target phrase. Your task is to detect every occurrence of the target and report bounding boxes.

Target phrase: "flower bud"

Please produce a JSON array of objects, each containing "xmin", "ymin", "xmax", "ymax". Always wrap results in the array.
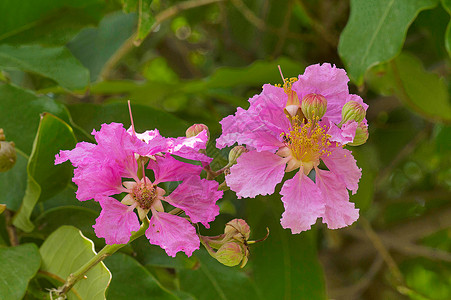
[
  {"xmin": 186, "ymin": 124, "xmax": 209, "ymax": 140},
  {"xmin": 348, "ymin": 123, "xmax": 369, "ymax": 146},
  {"xmin": 227, "ymin": 146, "xmax": 248, "ymax": 167},
  {"xmin": 224, "ymin": 218, "xmax": 251, "ymax": 240},
  {"xmin": 0, "ymin": 129, "xmax": 5, "ymax": 141},
  {"xmin": 214, "ymin": 242, "xmax": 247, "ymax": 267},
  {"xmin": 0, "ymin": 141, "xmax": 17, "ymax": 172},
  {"xmin": 301, "ymin": 93, "xmax": 327, "ymax": 120},
  {"xmin": 340, "ymin": 101, "xmax": 366, "ymax": 125}
]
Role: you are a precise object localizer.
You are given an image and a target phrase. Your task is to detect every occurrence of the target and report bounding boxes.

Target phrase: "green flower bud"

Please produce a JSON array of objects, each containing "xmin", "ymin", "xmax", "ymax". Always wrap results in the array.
[
  {"xmin": 348, "ymin": 123, "xmax": 369, "ymax": 146},
  {"xmin": 301, "ymin": 93, "xmax": 327, "ymax": 120},
  {"xmin": 227, "ymin": 146, "xmax": 248, "ymax": 167},
  {"xmin": 214, "ymin": 242, "xmax": 246, "ymax": 267},
  {"xmin": 186, "ymin": 124, "xmax": 209, "ymax": 140},
  {"xmin": 225, "ymin": 218, "xmax": 251, "ymax": 240},
  {"xmin": 340, "ymin": 101, "xmax": 366, "ymax": 125},
  {"xmin": 0, "ymin": 141, "xmax": 17, "ymax": 172}
]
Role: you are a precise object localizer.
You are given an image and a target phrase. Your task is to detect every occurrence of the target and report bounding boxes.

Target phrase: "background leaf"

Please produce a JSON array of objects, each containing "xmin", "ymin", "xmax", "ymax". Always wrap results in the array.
[
  {"xmin": 39, "ymin": 226, "xmax": 111, "ymax": 300},
  {"xmin": 338, "ymin": 0, "xmax": 438, "ymax": 84},
  {"xmin": 0, "ymin": 45, "xmax": 90, "ymax": 90},
  {"xmin": 13, "ymin": 113, "xmax": 77, "ymax": 232},
  {"xmin": 443, "ymin": 0, "xmax": 451, "ymax": 57},
  {"xmin": 0, "ymin": 244, "xmax": 41, "ymax": 300}
]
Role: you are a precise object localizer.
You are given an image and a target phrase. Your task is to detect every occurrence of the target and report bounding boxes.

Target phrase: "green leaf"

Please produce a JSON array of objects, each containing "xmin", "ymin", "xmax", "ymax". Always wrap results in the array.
[
  {"xmin": 13, "ymin": 113, "xmax": 77, "ymax": 232},
  {"xmin": 0, "ymin": 153, "xmax": 27, "ymax": 211},
  {"xmin": 68, "ymin": 12, "xmax": 137, "ymax": 82},
  {"xmin": 136, "ymin": 0, "xmax": 155, "ymax": 44},
  {"xmin": 367, "ymin": 52, "xmax": 451, "ymax": 122},
  {"xmin": 0, "ymin": 244, "xmax": 41, "ymax": 300},
  {"xmin": 0, "ymin": 45, "xmax": 89, "ymax": 90},
  {"xmin": 338, "ymin": 0, "xmax": 439, "ymax": 85},
  {"xmin": 39, "ymin": 226, "xmax": 111, "ymax": 300},
  {"xmin": 0, "ymin": 0, "xmax": 104, "ymax": 44},
  {"xmin": 247, "ymin": 195, "xmax": 327, "ymax": 300},
  {"xmin": 68, "ymin": 102, "xmax": 187, "ymax": 138},
  {"xmin": 179, "ymin": 250, "xmax": 262, "ymax": 300},
  {"xmin": 443, "ymin": 0, "xmax": 451, "ymax": 57},
  {"xmin": 0, "ymin": 84, "xmax": 71, "ymax": 154},
  {"xmin": 104, "ymin": 252, "xmax": 179, "ymax": 299}
]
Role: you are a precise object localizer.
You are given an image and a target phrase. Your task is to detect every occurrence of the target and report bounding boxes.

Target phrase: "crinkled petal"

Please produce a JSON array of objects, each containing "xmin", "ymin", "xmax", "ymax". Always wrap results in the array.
[
  {"xmin": 166, "ymin": 130, "xmax": 212, "ymax": 162},
  {"xmin": 293, "ymin": 63, "xmax": 349, "ymax": 123},
  {"xmin": 316, "ymin": 169, "xmax": 359, "ymax": 229},
  {"xmin": 73, "ymin": 164, "xmax": 124, "ymax": 201},
  {"xmin": 148, "ymin": 154, "xmax": 202, "ymax": 184},
  {"xmin": 165, "ymin": 177, "xmax": 221, "ymax": 228},
  {"xmin": 93, "ymin": 196, "xmax": 140, "ymax": 245},
  {"xmin": 216, "ymin": 90, "xmax": 289, "ymax": 152},
  {"xmin": 146, "ymin": 212, "xmax": 200, "ymax": 257},
  {"xmin": 321, "ymin": 146, "xmax": 361, "ymax": 194},
  {"xmin": 328, "ymin": 121, "xmax": 358, "ymax": 145},
  {"xmin": 226, "ymin": 151, "xmax": 286, "ymax": 198},
  {"xmin": 280, "ymin": 171, "xmax": 325, "ymax": 234},
  {"xmin": 55, "ymin": 142, "xmax": 97, "ymax": 166}
]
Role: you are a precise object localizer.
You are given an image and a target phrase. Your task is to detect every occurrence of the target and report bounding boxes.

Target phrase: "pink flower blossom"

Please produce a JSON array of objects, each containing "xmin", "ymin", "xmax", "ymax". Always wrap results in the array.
[
  {"xmin": 217, "ymin": 63, "xmax": 367, "ymax": 233},
  {"xmin": 56, "ymin": 123, "xmax": 222, "ymax": 257}
]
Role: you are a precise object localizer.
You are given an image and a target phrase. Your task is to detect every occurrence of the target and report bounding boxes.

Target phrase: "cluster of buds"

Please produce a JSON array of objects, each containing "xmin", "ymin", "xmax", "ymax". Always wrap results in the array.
[
  {"xmin": 200, "ymin": 219, "xmax": 268, "ymax": 268},
  {"xmin": 0, "ymin": 129, "xmax": 17, "ymax": 172},
  {"xmin": 338, "ymin": 101, "xmax": 369, "ymax": 146}
]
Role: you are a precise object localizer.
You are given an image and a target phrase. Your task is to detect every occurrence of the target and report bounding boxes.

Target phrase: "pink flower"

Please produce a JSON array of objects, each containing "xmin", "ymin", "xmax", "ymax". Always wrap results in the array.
[
  {"xmin": 217, "ymin": 63, "xmax": 367, "ymax": 233},
  {"xmin": 56, "ymin": 123, "xmax": 222, "ymax": 257}
]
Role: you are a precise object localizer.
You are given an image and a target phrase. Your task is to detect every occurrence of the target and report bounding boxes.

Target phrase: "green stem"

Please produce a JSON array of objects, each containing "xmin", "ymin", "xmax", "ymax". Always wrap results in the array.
[{"xmin": 55, "ymin": 218, "xmax": 150, "ymax": 298}]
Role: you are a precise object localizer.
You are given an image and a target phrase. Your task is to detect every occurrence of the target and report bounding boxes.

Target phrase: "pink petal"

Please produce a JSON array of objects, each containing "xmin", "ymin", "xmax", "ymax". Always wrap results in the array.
[
  {"xmin": 292, "ymin": 63, "xmax": 350, "ymax": 124},
  {"xmin": 327, "ymin": 120, "xmax": 358, "ymax": 145},
  {"xmin": 93, "ymin": 196, "xmax": 140, "ymax": 245},
  {"xmin": 146, "ymin": 212, "xmax": 200, "ymax": 257},
  {"xmin": 166, "ymin": 130, "xmax": 212, "ymax": 162},
  {"xmin": 280, "ymin": 171, "xmax": 325, "ymax": 234},
  {"xmin": 315, "ymin": 169, "xmax": 359, "ymax": 229},
  {"xmin": 73, "ymin": 164, "xmax": 124, "ymax": 201},
  {"xmin": 165, "ymin": 177, "xmax": 222, "ymax": 228},
  {"xmin": 148, "ymin": 154, "xmax": 202, "ymax": 184},
  {"xmin": 226, "ymin": 151, "xmax": 286, "ymax": 198},
  {"xmin": 321, "ymin": 146, "xmax": 361, "ymax": 194},
  {"xmin": 55, "ymin": 142, "xmax": 97, "ymax": 166},
  {"xmin": 132, "ymin": 128, "xmax": 171, "ymax": 156}
]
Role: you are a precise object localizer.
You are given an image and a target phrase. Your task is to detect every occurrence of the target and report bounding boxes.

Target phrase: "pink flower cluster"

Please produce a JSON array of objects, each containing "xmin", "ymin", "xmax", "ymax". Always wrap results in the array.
[
  {"xmin": 217, "ymin": 63, "xmax": 368, "ymax": 233},
  {"xmin": 56, "ymin": 123, "xmax": 222, "ymax": 257}
]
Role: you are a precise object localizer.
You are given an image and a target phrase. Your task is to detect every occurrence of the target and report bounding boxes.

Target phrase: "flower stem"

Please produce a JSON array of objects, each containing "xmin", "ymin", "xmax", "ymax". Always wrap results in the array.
[{"xmin": 54, "ymin": 218, "xmax": 150, "ymax": 298}]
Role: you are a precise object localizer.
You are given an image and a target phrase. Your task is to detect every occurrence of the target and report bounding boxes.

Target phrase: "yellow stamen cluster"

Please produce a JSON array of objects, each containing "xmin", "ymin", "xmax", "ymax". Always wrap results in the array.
[
  {"xmin": 132, "ymin": 182, "xmax": 158, "ymax": 210},
  {"xmin": 281, "ymin": 115, "xmax": 332, "ymax": 164}
]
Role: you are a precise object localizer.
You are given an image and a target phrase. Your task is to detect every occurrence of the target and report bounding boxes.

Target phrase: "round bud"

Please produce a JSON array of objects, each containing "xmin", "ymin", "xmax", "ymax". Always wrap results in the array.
[
  {"xmin": 186, "ymin": 124, "xmax": 209, "ymax": 139},
  {"xmin": 214, "ymin": 242, "xmax": 245, "ymax": 267},
  {"xmin": 340, "ymin": 101, "xmax": 366, "ymax": 125},
  {"xmin": 0, "ymin": 128, "xmax": 5, "ymax": 141},
  {"xmin": 0, "ymin": 141, "xmax": 17, "ymax": 172},
  {"xmin": 349, "ymin": 123, "xmax": 369, "ymax": 146},
  {"xmin": 227, "ymin": 146, "xmax": 248, "ymax": 167},
  {"xmin": 301, "ymin": 93, "xmax": 327, "ymax": 120},
  {"xmin": 225, "ymin": 218, "xmax": 251, "ymax": 240}
]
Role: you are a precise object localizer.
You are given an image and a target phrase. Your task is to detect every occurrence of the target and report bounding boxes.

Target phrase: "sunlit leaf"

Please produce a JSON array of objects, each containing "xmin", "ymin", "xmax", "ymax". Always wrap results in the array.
[
  {"xmin": 13, "ymin": 113, "xmax": 77, "ymax": 232},
  {"xmin": 338, "ymin": 0, "xmax": 439, "ymax": 84},
  {"xmin": 0, "ymin": 244, "xmax": 41, "ymax": 300},
  {"xmin": 39, "ymin": 226, "xmax": 111, "ymax": 300},
  {"xmin": 443, "ymin": 0, "xmax": 451, "ymax": 57},
  {"xmin": 0, "ymin": 45, "xmax": 89, "ymax": 90}
]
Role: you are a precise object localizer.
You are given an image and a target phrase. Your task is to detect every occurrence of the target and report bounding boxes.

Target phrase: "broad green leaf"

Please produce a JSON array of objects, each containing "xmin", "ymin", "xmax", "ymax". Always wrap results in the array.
[
  {"xmin": 34, "ymin": 206, "xmax": 99, "ymax": 243},
  {"xmin": 443, "ymin": 0, "xmax": 451, "ymax": 57},
  {"xmin": 367, "ymin": 52, "xmax": 451, "ymax": 122},
  {"xmin": 0, "ymin": 244, "xmax": 41, "ymax": 300},
  {"xmin": 0, "ymin": 153, "xmax": 27, "ymax": 211},
  {"xmin": 179, "ymin": 250, "xmax": 262, "ymax": 300},
  {"xmin": 39, "ymin": 226, "xmax": 111, "ymax": 300},
  {"xmin": 13, "ymin": 113, "xmax": 77, "ymax": 232},
  {"xmin": 0, "ymin": 45, "xmax": 89, "ymax": 90},
  {"xmin": 247, "ymin": 195, "xmax": 327, "ymax": 300},
  {"xmin": 0, "ymin": 0, "xmax": 104, "ymax": 44},
  {"xmin": 0, "ymin": 84, "xmax": 71, "ymax": 154},
  {"xmin": 136, "ymin": 0, "xmax": 155, "ymax": 44},
  {"xmin": 68, "ymin": 12, "xmax": 137, "ymax": 81},
  {"xmin": 338, "ymin": 0, "xmax": 439, "ymax": 85},
  {"xmin": 68, "ymin": 102, "xmax": 187, "ymax": 138},
  {"xmin": 104, "ymin": 252, "xmax": 179, "ymax": 299}
]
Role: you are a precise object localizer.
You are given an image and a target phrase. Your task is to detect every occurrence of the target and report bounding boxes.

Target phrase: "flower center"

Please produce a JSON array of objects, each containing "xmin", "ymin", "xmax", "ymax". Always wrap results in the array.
[
  {"xmin": 281, "ymin": 116, "xmax": 331, "ymax": 165},
  {"xmin": 131, "ymin": 181, "xmax": 158, "ymax": 210}
]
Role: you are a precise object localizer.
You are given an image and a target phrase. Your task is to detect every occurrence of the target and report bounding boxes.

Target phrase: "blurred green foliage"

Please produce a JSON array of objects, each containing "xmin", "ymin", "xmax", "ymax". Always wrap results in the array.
[{"xmin": 0, "ymin": 0, "xmax": 450, "ymax": 299}]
